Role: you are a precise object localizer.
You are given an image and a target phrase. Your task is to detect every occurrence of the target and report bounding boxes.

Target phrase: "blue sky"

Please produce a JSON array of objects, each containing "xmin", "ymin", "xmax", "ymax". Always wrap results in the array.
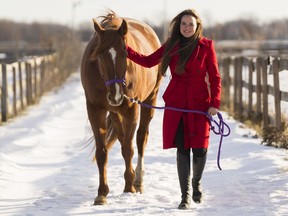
[{"xmin": 1, "ymin": 0, "xmax": 288, "ymax": 27}]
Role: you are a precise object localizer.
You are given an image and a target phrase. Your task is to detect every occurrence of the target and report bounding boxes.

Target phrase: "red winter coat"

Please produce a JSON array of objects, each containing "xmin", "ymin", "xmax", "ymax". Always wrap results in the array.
[{"xmin": 127, "ymin": 37, "xmax": 221, "ymax": 149}]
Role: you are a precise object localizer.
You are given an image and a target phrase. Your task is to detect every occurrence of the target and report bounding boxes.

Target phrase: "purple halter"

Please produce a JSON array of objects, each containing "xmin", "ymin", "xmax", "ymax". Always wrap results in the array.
[{"xmin": 105, "ymin": 78, "xmax": 126, "ymax": 86}]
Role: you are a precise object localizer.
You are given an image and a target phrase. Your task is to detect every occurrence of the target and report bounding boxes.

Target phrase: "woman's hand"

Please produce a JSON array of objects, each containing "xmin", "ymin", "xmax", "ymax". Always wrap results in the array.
[{"xmin": 207, "ymin": 107, "xmax": 219, "ymax": 116}]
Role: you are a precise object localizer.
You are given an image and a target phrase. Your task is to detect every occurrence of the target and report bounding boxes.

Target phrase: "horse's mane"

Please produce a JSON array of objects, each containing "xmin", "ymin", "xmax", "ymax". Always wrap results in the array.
[
  {"xmin": 89, "ymin": 10, "xmax": 126, "ymax": 61},
  {"xmin": 99, "ymin": 10, "xmax": 123, "ymax": 29}
]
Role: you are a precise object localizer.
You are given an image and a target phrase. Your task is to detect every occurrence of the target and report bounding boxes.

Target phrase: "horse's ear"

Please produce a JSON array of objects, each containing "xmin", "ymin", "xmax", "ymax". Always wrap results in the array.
[
  {"xmin": 118, "ymin": 19, "xmax": 128, "ymax": 36},
  {"xmin": 93, "ymin": 18, "xmax": 104, "ymax": 34}
]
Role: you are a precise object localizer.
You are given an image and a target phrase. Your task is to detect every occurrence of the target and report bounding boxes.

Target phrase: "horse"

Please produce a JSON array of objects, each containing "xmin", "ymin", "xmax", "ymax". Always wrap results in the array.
[{"xmin": 80, "ymin": 11, "xmax": 162, "ymax": 205}]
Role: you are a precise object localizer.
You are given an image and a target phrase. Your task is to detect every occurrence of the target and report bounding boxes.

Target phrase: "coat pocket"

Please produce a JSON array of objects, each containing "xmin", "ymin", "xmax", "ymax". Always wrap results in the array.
[
  {"xmin": 162, "ymin": 80, "xmax": 177, "ymax": 103},
  {"xmin": 162, "ymin": 80, "xmax": 186, "ymax": 107}
]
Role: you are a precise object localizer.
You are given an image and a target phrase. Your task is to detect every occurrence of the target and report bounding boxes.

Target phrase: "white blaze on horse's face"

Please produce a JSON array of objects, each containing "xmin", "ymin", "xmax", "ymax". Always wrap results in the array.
[
  {"xmin": 109, "ymin": 47, "xmax": 116, "ymax": 63},
  {"xmin": 107, "ymin": 47, "xmax": 123, "ymax": 106}
]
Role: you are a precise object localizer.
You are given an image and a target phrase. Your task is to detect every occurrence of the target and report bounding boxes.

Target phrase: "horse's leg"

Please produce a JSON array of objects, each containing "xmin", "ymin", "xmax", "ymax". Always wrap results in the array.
[
  {"xmin": 119, "ymin": 106, "xmax": 139, "ymax": 193},
  {"xmin": 134, "ymin": 93, "xmax": 158, "ymax": 193},
  {"xmin": 86, "ymin": 103, "xmax": 109, "ymax": 205},
  {"xmin": 108, "ymin": 112, "xmax": 136, "ymax": 193}
]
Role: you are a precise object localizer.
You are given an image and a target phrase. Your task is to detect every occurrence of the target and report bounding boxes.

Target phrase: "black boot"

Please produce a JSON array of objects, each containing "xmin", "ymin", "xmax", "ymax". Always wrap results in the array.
[
  {"xmin": 192, "ymin": 153, "xmax": 207, "ymax": 204},
  {"xmin": 177, "ymin": 151, "xmax": 191, "ymax": 210}
]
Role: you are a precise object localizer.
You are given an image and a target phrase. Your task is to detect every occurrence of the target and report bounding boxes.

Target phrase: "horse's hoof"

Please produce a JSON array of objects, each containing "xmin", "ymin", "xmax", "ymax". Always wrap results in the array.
[
  {"xmin": 123, "ymin": 186, "xmax": 136, "ymax": 193},
  {"xmin": 134, "ymin": 185, "xmax": 144, "ymax": 194},
  {"xmin": 94, "ymin": 195, "xmax": 107, "ymax": 205}
]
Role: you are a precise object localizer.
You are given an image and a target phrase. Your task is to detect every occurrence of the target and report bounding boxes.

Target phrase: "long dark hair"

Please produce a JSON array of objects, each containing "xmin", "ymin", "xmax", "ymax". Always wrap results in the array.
[{"xmin": 159, "ymin": 9, "xmax": 203, "ymax": 76}]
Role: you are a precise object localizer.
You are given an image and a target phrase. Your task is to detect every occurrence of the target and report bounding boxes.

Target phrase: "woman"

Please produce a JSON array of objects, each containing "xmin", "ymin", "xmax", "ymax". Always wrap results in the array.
[{"xmin": 126, "ymin": 9, "xmax": 221, "ymax": 209}]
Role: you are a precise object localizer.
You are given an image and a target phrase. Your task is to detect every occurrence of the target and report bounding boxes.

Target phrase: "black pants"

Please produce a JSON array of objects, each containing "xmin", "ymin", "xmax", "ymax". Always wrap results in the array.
[{"xmin": 175, "ymin": 118, "xmax": 207, "ymax": 157}]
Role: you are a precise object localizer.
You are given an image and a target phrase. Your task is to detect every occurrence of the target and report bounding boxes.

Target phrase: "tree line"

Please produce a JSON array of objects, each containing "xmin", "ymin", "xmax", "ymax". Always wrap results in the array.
[
  {"xmin": 204, "ymin": 18, "xmax": 288, "ymax": 40},
  {"xmin": 0, "ymin": 20, "xmax": 72, "ymax": 44},
  {"xmin": 1, "ymin": 17, "xmax": 288, "ymax": 44},
  {"xmin": 0, "ymin": 19, "xmax": 80, "ymax": 63}
]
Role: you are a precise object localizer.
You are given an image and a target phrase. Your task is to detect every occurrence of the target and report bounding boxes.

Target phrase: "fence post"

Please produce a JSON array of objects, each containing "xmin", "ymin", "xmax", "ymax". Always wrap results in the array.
[
  {"xmin": 248, "ymin": 59, "xmax": 253, "ymax": 117},
  {"xmin": 40, "ymin": 59, "xmax": 45, "ymax": 95},
  {"xmin": 18, "ymin": 62, "xmax": 24, "ymax": 110},
  {"xmin": 256, "ymin": 57, "xmax": 262, "ymax": 118},
  {"xmin": 272, "ymin": 58, "xmax": 282, "ymax": 129},
  {"xmin": 233, "ymin": 57, "xmax": 238, "ymax": 115},
  {"xmin": 238, "ymin": 57, "xmax": 243, "ymax": 118},
  {"xmin": 12, "ymin": 66, "xmax": 17, "ymax": 117},
  {"xmin": 33, "ymin": 58, "xmax": 38, "ymax": 102},
  {"xmin": 261, "ymin": 57, "xmax": 269, "ymax": 128},
  {"xmin": 1, "ymin": 64, "xmax": 8, "ymax": 122},
  {"xmin": 26, "ymin": 62, "xmax": 33, "ymax": 105},
  {"xmin": 233, "ymin": 57, "xmax": 243, "ymax": 118}
]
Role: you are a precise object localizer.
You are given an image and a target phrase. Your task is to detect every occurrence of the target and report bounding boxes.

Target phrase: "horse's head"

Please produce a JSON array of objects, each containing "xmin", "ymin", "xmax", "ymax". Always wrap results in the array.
[{"xmin": 90, "ymin": 16, "xmax": 128, "ymax": 106}]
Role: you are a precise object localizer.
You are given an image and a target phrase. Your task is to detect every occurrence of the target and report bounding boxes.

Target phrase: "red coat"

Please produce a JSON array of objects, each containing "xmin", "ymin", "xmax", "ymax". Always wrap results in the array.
[{"xmin": 127, "ymin": 37, "xmax": 221, "ymax": 149}]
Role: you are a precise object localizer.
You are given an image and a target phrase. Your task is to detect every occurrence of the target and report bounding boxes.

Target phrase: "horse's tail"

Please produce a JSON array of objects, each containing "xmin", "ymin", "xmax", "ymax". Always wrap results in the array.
[{"xmin": 105, "ymin": 114, "xmax": 117, "ymax": 150}]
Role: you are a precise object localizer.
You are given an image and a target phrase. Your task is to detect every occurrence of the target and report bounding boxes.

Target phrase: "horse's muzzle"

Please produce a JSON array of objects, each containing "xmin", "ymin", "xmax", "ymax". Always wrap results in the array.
[{"xmin": 106, "ymin": 92, "xmax": 124, "ymax": 106}]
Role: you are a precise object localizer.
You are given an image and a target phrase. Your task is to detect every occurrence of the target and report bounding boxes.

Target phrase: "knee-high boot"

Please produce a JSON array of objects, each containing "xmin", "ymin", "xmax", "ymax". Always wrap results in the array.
[
  {"xmin": 192, "ymin": 153, "xmax": 207, "ymax": 203},
  {"xmin": 177, "ymin": 151, "xmax": 191, "ymax": 209}
]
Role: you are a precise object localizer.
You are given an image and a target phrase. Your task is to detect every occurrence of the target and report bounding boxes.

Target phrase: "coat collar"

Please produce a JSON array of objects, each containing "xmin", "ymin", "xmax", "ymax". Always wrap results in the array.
[
  {"xmin": 187, "ymin": 37, "xmax": 209, "ymax": 64},
  {"xmin": 198, "ymin": 37, "xmax": 210, "ymax": 47}
]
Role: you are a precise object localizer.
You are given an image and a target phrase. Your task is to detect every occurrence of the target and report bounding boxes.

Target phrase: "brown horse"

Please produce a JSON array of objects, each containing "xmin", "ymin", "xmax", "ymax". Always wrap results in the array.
[{"xmin": 80, "ymin": 11, "xmax": 162, "ymax": 205}]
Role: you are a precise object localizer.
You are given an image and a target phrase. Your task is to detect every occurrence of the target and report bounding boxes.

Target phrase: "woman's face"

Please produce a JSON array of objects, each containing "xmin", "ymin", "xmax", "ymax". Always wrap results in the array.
[{"xmin": 180, "ymin": 15, "xmax": 197, "ymax": 38}]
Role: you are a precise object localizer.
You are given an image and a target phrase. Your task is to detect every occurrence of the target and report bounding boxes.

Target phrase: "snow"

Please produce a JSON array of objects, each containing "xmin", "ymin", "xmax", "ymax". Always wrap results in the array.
[{"xmin": 0, "ymin": 72, "xmax": 287, "ymax": 216}]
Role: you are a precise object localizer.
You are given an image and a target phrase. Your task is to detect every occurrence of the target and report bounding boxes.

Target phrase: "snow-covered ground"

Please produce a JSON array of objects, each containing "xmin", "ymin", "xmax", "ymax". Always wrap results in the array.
[{"xmin": 0, "ymin": 72, "xmax": 287, "ymax": 216}]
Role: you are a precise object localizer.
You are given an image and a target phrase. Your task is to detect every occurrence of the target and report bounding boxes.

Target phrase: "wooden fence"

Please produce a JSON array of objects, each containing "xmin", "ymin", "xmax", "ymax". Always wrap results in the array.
[
  {"xmin": 0, "ymin": 54, "xmax": 73, "ymax": 124},
  {"xmin": 219, "ymin": 55, "xmax": 288, "ymax": 129}
]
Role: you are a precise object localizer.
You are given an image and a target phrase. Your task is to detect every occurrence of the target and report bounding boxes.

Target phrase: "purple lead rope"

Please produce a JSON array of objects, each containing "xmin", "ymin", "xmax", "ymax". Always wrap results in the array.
[{"xmin": 124, "ymin": 95, "xmax": 231, "ymax": 170}]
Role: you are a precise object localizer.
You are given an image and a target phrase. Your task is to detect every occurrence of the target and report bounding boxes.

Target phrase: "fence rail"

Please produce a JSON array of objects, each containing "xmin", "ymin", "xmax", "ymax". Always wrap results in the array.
[
  {"xmin": 219, "ymin": 55, "xmax": 288, "ymax": 129},
  {"xmin": 0, "ymin": 54, "xmax": 73, "ymax": 124}
]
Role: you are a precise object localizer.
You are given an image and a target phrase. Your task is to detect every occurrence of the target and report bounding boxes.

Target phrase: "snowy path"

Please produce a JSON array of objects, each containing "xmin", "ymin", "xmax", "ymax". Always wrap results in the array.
[{"xmin": 0, "ymin": 72, "xmax": 287, "ymax": 216}]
